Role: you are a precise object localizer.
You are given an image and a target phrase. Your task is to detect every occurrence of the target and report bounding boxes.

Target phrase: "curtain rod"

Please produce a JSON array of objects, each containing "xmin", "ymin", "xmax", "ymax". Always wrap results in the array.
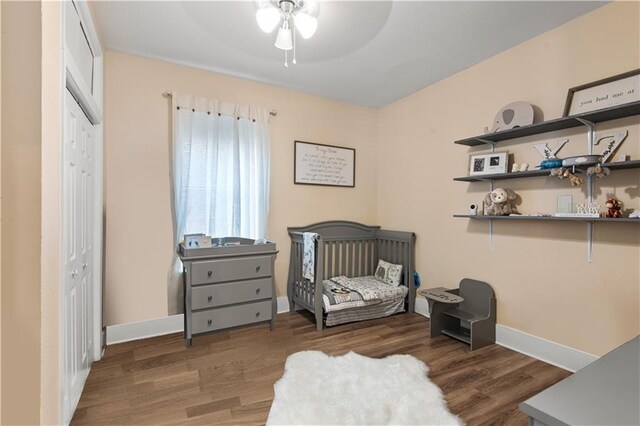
[{"xmin": 162, "ymin": 91, "xmax": 277, "ymax": 117}]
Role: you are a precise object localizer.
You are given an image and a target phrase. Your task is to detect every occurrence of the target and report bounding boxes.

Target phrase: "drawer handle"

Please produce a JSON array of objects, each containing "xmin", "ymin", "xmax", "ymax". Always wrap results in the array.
[
  {"xmin": 207, "ymin": 295, "xmax": 213, "ymax": 302},
  {"xmin": 207, "ymin": 319, "xmax": 212, "ymax": 326},
  {"xmin": 255, "ymin": 265, "xmax": 261, "ymax": 272},
  {"xmin": 207, "ymin": 270, "xmax": 213, "ymax": 277},
  {"xmin": 255, "ymin": 288, "xmax": 261, "ymax": 294},
  {"xmin": 255, "ymin": 312, "xmax": 261, "ymax": 318}
]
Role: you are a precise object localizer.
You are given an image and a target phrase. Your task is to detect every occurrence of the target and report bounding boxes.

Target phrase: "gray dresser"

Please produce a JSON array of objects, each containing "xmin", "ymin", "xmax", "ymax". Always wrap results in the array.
[
  {"xmin": 520, "ymin": 336, "xmax": 639, "ymax": 425},
  {"xmin": 179, "ymin": 238, "xmax": 278, "ymax": 347}
]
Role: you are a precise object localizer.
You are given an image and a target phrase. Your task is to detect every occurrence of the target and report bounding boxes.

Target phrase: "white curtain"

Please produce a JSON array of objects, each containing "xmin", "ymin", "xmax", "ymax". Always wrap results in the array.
[{"xmin": 167, "ymin": 93, "xmax": 271, "ymax": 314}]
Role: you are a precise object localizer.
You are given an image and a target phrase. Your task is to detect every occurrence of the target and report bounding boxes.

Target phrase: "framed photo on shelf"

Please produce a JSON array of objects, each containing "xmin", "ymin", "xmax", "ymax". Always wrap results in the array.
[
  {"xmin": 469, "ymin": 151, "xmax": 508, "ymax": 176},
  {"xmin": 563, "ymin": 69, "xmax": 640, "ymax": 117}
]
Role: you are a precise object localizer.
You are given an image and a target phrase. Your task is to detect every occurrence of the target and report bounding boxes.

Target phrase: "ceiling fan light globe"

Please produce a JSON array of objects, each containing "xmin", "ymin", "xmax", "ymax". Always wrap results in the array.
[
  {"xmin": 256, "ymin": 7, "xmax": 281, "ymax": 33},
  {"xmin": 294, "ymin": 12, "xmax": 317, "ymax": 39},
  {"xmin": 274, "ymin": 26, "xmax": 293, "ymax": 50}
]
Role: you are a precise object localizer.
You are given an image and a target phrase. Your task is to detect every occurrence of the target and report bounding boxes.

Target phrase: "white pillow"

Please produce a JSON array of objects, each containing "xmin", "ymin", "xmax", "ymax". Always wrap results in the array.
[{"xmin": 374, "ymin": 260, "xmax": 403, "ymax": 286}]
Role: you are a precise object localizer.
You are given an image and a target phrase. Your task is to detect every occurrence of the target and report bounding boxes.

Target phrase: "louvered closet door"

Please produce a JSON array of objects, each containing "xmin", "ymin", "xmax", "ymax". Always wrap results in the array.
[{"xmin": 63, "ymin": 88, "xmax": 95, "ymax": 419}]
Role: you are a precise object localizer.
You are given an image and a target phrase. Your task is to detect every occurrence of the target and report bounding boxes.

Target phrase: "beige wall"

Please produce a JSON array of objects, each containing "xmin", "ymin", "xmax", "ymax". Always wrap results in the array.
[
  {"xmin": 0, "ymin": 1, "xmax": 3, "ymax": 416},
  {"xmin": 40, "ymin": 1, "xmax": 62, "ymax": 423},
  {"xmin": 103, "ymin": 51, "xmax": 378, "ymax": 325},
  {"xmin": 104, "ymin": 3, "xmax": 638, "ymax": 357},
  {"xmin": 377, "ymin": 2, "xmax": 640, "ymax": 357},
  {"xmin": 1, "ymin": 2, "xmax": 43, "ymax": 424}
]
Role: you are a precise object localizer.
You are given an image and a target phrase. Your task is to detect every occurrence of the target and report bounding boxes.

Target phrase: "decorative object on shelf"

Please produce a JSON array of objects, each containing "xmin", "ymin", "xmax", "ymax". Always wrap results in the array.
[
  {"xmin": 469, "ymin": 203, "xmax": 478, "ymax": 215},
  {"xmin": 605, "ymin": 198, "xmax": 623, "ymax": 218},
  {"xmin": 566, "ymin": 170, "xmax": 584, "ymax": 186},
  {"xmin": 484, "ymin": 188, "xmax": 518, "ymax": 215},
  {"xmin": 586, "ymin": 163, "xmax": 611, "ymax": 178},
  {"xmin": 533, "ymin": 139, "xmax": 568, "ymax": 160},
  {"xmin": 629, "ymin": 210, "xmax": 640, "ymax": 219},
  {"xmin": 511, "ymin": 163, "xmax": 519, "ymax": 172},
  {"xmin": 469, "ymin": 151, "xmax": 508, "ymax": 176},
  {"xmin": 563, "ymin": 69, "xmax": 640, "ymax": 117},
  {"xmin": 562, "ymin": 155, "xmax": 601, "ymax": 168},
  {"xmin": 595, "ymin": 130, "xmax": 627, "ymax": 162},
  {"xmin": 617, "ymin": 154, "xmax": 630, "ymax": 162},
  {"xmin": 556, "ymin": 195, "xmax": 573, "ymax": 214},
  {"xmin": 184, "ymin": 233, "xmax": 205, "ymax": 248},
  {"xmin": 199, "ymin": 236, "xmax": 213, "ymax": 248},
  {"xmin": 549, "ymin": 168, "xmax": 584, "ymax": 186},
  {"xmin": 256, "ymin": 0, "xmax": 319, "ymax": 67},
  {"xmin": 294, "ymin": 140, "xmax": 355, "ymax": 187},
  {"xmin": 575, "ymin": 201, "xmax": 600, "ymax": 218},
  {"xmin": 540, "ymin": 159, "xmax": 564, "ymax": 169},
  {"xmin": 486, "ymin": 101, "xmax": 535, "ymax": 133},
  {"xmin": 519, "ymin": 163, "xmax": 529, "ymax": 172}
]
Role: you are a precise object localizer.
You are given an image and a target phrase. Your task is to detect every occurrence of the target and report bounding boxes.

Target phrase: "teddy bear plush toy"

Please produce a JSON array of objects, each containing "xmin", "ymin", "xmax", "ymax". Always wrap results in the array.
[
  {"xmin": 605, "ymin": 198, "xmax": 622, "ymax": 218},
  {"xmin": 484, "ymin": 188, "xmax": 518, "ymax": 215}
]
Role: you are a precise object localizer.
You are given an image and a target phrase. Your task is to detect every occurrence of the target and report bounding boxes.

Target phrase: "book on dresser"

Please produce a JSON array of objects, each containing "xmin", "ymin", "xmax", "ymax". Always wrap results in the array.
[{"xmin": 178, "ymin": 237, "xmax": 278, "ymax": 347}]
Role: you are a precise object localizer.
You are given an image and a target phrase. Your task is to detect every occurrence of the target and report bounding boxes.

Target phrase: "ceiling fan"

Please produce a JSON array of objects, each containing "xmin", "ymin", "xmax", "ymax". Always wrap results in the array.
[{"xmin": 256, "ymin": 0, "xmax": 319, "ymax": 67}]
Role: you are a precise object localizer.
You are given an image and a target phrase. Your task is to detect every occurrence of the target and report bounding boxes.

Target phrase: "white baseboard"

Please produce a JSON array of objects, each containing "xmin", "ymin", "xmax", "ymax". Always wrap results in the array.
[
  {"xmin": 414, "ymin": 297, "xmax": 430, "ymax": 318},
  {"xmin": 106, "ymin": 314, "xmax": 184, "ymax": 345},
  {"xmin": 277, "ymin": 296, "xmax": 290, "ymax": 313},
  {"xmin": 106, "ymin": 296, "xmax": 293, "ymax": 345},
  {"xmin": 411, "ymin": 297, "xmax": 595, "ymax": 372},
  {"xmin": 496, "ymin": 324, "xmax": 598, "ymax": 372},
  {"xmin": 106, "ymin": 298, "xmax": 597, "ymax": 373}
]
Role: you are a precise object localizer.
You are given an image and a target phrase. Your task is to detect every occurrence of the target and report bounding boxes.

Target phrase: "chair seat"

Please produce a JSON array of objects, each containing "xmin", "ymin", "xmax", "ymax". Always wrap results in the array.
[{"xmin": 442, "ymin": 307, "xmax": 485, "ymax": 323}]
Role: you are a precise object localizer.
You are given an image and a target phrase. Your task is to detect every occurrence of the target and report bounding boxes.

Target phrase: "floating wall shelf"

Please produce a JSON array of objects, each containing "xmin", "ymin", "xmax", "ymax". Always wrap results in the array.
[
  {"xmin": 455, "ymin": 101, "xmax": 640, "ymax": 147},
  {"xmin": 454, "ymin": 159, "xmax": 640, "ymax": 182},
  {"xmin": 454, "ymin": 215, "xmax": 640, "ymax": 223},
  {"xmin": 453, "ymin": 100, "xmax": 640, "ymax": 262}
]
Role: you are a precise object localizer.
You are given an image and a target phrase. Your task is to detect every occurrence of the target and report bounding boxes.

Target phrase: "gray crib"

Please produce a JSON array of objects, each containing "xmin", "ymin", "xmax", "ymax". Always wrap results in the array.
[{"xmin": 287, "ymin": 221, "xmax": 416, "ymax": 331}]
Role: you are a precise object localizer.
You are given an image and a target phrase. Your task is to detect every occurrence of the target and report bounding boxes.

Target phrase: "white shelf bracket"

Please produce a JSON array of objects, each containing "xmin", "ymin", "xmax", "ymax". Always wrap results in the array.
[
  {"xmin": 476, "ymin": 138, "xmax": 497, "ymax": 151},
  {"xmin": 587, "ymin": 222, "xmax": 594, "ymax": 263},
  {"xmin": 576, "ymin": 117, "xmax": 596, "ymax": 263},
  {"xmin": 489, "ymin": 181, "xmax": 494, "ymax": 250}
]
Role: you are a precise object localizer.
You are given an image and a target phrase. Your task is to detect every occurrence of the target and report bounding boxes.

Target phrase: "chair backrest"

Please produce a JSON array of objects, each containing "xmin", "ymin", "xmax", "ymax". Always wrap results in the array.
[{"xmin": 459, "ymin": 278, "xmax": 494, "ymax": 317}]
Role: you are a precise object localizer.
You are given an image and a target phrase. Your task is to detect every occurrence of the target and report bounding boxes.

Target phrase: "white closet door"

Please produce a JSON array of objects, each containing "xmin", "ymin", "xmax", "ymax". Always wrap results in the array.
[{"xmin": 62, "ymin": 89, "xmax": 95, "ymax": 422}]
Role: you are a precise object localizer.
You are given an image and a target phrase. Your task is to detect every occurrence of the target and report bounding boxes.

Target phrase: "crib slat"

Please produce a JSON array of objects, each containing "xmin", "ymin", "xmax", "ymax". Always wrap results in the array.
[
  {"xmin": 350, "ymin": 240, "xmax": 355, "ymax": 277},
  {"xmin": 324, "ymin": 241, "xmax": 333, "ymax": 279},
  {"xmin": 354, "ymin": 240, "xmax": 361, "ymax": 277},
  {"xmin": 373, "ymin": 239, "xmax": 378, "ymax": 271},
  {"xmin": 341, "ymin": 240, "xmax": 347, "ymax": 276}
]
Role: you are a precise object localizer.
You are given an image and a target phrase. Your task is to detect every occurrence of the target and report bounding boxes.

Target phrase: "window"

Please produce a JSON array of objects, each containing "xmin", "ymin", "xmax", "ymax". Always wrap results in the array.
[{"xmin": 172, "ymin": 98, "xmax": 270, "ymax": 241}]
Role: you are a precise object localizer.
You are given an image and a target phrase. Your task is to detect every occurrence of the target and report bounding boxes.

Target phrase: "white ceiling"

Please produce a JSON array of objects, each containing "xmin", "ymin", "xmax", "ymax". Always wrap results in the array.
[{"xmin": 92, "ymin": 1, "xmax": 607, "ymax": 108}]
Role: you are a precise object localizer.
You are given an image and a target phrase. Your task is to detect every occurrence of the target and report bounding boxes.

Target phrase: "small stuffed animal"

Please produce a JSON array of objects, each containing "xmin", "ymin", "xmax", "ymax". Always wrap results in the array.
[
  {"xmin": 586, "ymin": 163, "xmax": 611, "ymax": 178},
  {"xmin": 605, "ymin": 198, "xmax": 622, "ymax": 218},
  {"xmin": 484, "ymin": 188, "xmax": 518, "ymax": 215},
  {"xmin": 564, "ymin": 169, "xmax": 584, "ymax": 186},
  {"xmin": 551, "ymin": 168, "xmax": 584, "ymax": 186}
]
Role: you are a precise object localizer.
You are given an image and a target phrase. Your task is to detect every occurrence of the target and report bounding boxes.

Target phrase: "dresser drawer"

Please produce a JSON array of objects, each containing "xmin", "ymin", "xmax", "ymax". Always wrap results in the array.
[
  {"xmin": 192, "ymin": 300, "xmax": 272, "ymax": 334},
  {"xmin": 191, "ymin": 278, "xmax": 272, "ymax": 310},
  {"xmin": 191, "ymin": 256, "xmax": 272, "ymax": 285}
]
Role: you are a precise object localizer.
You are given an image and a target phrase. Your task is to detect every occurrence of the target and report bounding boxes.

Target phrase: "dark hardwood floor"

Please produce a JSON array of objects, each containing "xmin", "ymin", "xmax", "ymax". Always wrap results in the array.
[{"xmin": 72, "ymin": 312, "xmax": 571, "ymax": 425}]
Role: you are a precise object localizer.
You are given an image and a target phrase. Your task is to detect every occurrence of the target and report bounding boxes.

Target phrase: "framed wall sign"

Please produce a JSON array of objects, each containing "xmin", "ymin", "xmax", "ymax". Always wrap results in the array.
[
  {"xmin": 469, "ymin": 151, "xmax": 508, "ymax": 176},
  {"xmin": 294, "ymin": 141, "xmax": 355, "ymax": 187},
  {"xmin": 563, "ymin": 69, "xmax": 640, "ymax": 117}
]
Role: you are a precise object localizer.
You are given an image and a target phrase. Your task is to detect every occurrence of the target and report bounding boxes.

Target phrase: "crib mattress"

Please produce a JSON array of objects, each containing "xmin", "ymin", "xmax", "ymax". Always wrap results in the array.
[
  {"xmin": 325, "ymin": 298, "xmax": 406, "ymax": 327},
  {"xmin": 322, "ymin": 275, "xmax": 408, "ymax": 312}
]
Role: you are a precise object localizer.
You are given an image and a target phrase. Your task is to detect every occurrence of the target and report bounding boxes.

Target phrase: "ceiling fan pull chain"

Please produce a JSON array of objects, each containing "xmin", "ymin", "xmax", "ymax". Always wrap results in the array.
[
  {"xmin": 292, "ymin": 18, "xmax": 297, "ymax": 65},
  {"xmin": 284, "ymin": 49, "xmax": 288, "ymax": 68}
]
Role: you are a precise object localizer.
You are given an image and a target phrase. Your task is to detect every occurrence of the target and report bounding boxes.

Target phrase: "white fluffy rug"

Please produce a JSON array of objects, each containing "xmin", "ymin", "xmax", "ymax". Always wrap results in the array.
[{"xmin": 266, "ymin": 351, "xmax": 461, "ymax": 425}]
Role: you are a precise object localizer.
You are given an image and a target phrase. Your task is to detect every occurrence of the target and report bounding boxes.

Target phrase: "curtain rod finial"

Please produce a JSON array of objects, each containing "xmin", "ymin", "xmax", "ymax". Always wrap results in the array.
[{"xmin": 270, "ymin": 109, "xmax": 277, "ymax": 117}]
